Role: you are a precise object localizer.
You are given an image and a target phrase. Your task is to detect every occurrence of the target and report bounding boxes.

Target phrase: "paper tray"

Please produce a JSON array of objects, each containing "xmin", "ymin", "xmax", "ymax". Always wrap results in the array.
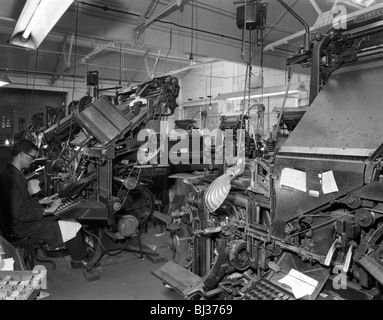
[{"xmin": 266, "ymin": 252, "xmax": 330, "ymax": 300}]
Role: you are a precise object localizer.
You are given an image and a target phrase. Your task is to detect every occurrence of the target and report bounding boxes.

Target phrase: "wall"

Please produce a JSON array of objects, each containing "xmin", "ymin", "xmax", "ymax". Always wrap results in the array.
[
  {"xmin": 0, "ymin": 60, "xmax": 309, "ymax": 141},
  {"xmin": 176, "ymin": 61, "xmax": 310, "ymax": 138},
  {"xmin": 0, "ymin": 146, "xmax": 12, "ymax": 171},
  {"xmin": 0, "ymin": 87, "xmax": 66, "ymax": 136},
  {"xmin": 0, "ymin": 71, "xmax": 122, "ymax": 137}
]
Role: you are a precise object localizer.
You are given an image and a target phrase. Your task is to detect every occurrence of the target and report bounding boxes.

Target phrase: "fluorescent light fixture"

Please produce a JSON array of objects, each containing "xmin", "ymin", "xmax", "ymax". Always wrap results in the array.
[
  {"xmin": 0, "ymin": 72, "xmax": 11, "ymax": 87},
  {"xmin": 216, "ymin": 84, "xmax": 305, "ymax": 101},
  {"xmin": 226, "ymin": 90, "xmax": 300, "ymax": 101},
  {"xmin": 9, "ymin": 0, "xmax": 74, "ymax": 49}
]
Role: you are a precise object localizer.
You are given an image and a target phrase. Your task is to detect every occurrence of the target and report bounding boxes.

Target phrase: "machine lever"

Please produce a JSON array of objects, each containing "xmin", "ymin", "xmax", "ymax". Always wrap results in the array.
[
  {"xmin": 268, "ymin": 261, "xmax": 281, "ymax": 273},
  {"xmin": 343, "ymin": 244, "xmax": 355, "ymax": 273},
  {"xmin": 193, "ymin": 227, "xmax": 222, "ymax": 235},
  {"xmin": 324, "ymin": 238, "xmax": 341, "ymax": 266}
]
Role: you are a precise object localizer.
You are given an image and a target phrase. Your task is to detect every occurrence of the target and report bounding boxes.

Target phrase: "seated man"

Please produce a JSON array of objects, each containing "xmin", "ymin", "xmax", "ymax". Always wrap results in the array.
[{"xmin": 0, "ymin": 139, "xmax": 94, "ymax": 271}]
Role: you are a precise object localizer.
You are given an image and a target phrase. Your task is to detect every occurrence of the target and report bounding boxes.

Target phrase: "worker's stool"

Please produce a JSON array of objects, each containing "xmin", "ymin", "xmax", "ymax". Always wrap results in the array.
[
  {"xmin": 10, "ymin": 237, "xmax": 66, "ymax": 271},
  {"xmin": 154, "ymin": 198, "xmax": 162, "ymax": 212},
  {"xmin": 145, "ymin": 199, "xmax": 165, "ymax": 233},
  {"xmin": 153, "ymin": 199, "xmax": 165, "ymax": 233}
]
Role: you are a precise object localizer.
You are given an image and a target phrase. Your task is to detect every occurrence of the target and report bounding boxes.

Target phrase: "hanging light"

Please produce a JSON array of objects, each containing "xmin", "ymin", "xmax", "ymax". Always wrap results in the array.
[
  {"xmin": 0, "ymin": 72, "xmax": 11, "ymax": 87},
  {"xmin": 215, "ymin": 82, "xmax": 306, "ymax": 101},
  {"xmin": 9, "ymin": 0, "xmax": 74, "ymax": 49}
]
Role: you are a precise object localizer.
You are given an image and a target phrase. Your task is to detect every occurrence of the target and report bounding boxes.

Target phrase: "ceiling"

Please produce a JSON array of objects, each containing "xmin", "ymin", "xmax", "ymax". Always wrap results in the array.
[{"xmin": 0, "ymin": 0, "xmax": 382, "ymax": 91}]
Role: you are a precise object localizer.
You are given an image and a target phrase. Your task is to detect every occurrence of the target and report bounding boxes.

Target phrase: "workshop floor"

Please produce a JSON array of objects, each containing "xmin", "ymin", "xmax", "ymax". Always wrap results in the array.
[{"xmin": 42, "ymin": 221, "xmax": 191, "ymax": 300}]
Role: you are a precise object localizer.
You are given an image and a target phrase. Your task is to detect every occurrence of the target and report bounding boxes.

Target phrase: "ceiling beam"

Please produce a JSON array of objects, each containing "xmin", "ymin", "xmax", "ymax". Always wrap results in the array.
[
  {"xmin": 66, "ymin": 34, "xmax": 75, "ymax": 68},
  {"xmin": 50, "ymin": 35, "xmax": 69, "ymax": 85},
  {"xmin": 80, "ymin": 41, "xmax": 116, "ymax": 63},
  {"xmin": 140, "ymin": 0, "xmax": 161, "ymax": 20},
  {"xmin": 343, "ymin": 0, "xmax": 364, "ymax": 10},
  {"xmin": 308, "ymin": 0, "xmax": 323, "ymax": 14},
  {"xmin": 0, "ymin": 17, "xmax": 190, "ymax": 65},
  {"xmin": 264, "ymin": 1, "xmax": 383, "ymax": 52},
  {"xmin": 41, "ymin": 3, "xmax": 297, "ymax": 73},
  {"xmin": 0, "ymin": 0, "xmax": 311, "ymax": 87},
  {"xmin": 50, "ymin": 40, "xmax": 118, "ymax": 85},
  {"xmin": 264, "ymin": 0, "xmax": 300, "ymax": 41},
  {"xmin": 134, "ymin": 0, "xmax": 191, "ymax": 43},
  {"xmin": 144, "ymin": 49, "xmax": 161, "ymax": 79},
  {"xmin": 126, "ymin": 48, "xmax": 152, "ymax": 88}
]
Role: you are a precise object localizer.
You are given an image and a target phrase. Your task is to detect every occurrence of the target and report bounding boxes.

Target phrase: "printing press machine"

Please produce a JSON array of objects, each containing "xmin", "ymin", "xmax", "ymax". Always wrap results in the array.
[
  {"xmin": 152, "ymin": 7, "xmax": 383, "ymax": 300},
  {"xmin": 15, "ymin": 76, "xmax": 181, "ymax": 277}
]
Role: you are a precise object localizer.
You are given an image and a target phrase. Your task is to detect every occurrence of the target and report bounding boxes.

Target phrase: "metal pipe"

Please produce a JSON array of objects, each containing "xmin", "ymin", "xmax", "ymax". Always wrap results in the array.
[
  {"xmin": 134, "ymin": 0, "xmax": 190, "ymax": 41},
  {"xmin": 276, "ymin": 0, "xmax": 311, "ymax": 52},
  {"xmin": 273, "ymin": 67, "xmax": 293, "ymax": 140}
]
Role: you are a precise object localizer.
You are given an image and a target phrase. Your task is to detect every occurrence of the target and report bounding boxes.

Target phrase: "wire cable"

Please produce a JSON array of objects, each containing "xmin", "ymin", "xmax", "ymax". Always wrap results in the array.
[
  {"xmin": 189, "ymin": 0, "xmax": 194, "ymax": 61},
  {"xmin": 26, "ymin": 50, "xmax": 39, "ymax": 138},
  {"xmin": 289, "ymin": 210, "xmax": 356, "ymax": 238},
  {"xmin": 66, "ymin": 1, "xmax": 80, "ymax": 150}
]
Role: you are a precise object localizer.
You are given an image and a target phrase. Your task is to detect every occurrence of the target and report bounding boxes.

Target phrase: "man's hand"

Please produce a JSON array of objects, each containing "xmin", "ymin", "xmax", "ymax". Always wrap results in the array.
[
  {"xmin": 43, "ymin": 198, "xmax": 62, "ymax": 216},
  {"xmin": 39, "ymin": 193, "xmax": 59, "ymax": 205}
]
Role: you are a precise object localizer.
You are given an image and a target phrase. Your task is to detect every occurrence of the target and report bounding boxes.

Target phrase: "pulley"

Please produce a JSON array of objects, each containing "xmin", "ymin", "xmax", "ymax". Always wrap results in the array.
[
  {"xmin": 227, "ymin": 239, "xmax": 250, "ymax": 271},
  {"xmin": 344, "ymin": 195, "xmax": 362, "ymax": 209},
  {"xmin": 114, "ymin": 176, "xmax": 138, "ymax": 190},
  {"xmin": 355, "ymin": 209, "xmax": 376, "ymax": 228}
]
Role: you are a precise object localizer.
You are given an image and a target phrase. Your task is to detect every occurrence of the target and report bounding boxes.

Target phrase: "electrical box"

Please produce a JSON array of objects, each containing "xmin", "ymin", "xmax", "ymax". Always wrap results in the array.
[{"xmin": 236, "ymin": 2, "xmax": 267, "ymax": 30}]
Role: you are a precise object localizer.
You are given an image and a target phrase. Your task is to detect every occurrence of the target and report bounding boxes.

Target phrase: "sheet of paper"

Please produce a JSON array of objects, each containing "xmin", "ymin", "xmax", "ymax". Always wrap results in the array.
[
  {"xmin": 280, "ymin": 168, "xmax": 307, "ymax": 192},
  {"xmin": 58, "ymin": 219, "xmax": 82, "ymax": 242},
  {"xmin": 322, "ymin": 170, "xmax": 339, "ymax": 194},
  {"xmin": 0, "ymin": 258, "xmax": 14, "ymax": 271},
  {"xmin": 278, "ymin": 269, "xmax": 318, "ymax": 299}
]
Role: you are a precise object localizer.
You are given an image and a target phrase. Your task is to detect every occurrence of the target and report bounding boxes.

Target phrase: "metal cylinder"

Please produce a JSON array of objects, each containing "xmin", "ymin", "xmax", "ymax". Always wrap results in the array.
[{"xmin": 117, "ymin": 215, "xmax": 138, "ymax": 238}]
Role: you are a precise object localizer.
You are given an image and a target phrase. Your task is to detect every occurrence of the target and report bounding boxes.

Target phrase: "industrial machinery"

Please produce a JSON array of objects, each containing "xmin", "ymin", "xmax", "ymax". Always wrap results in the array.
[
  {"xmin": 152, "ymin": 5, "xmax": 383, "ymax": 300},
  {"xmin": 17, "ymin": 75, "xmax": 180, "ymax": 270}
]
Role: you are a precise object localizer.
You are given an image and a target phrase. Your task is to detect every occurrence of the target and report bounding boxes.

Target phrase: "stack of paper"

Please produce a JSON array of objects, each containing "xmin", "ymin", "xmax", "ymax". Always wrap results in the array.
[{"xmin": 0, "ymin": 258, "xmax": 14, "ymax": 271}]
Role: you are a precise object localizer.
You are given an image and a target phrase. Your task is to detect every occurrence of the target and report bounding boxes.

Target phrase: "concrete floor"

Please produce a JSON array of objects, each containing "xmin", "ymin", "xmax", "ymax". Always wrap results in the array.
[{"xmin": 43, "ymin": 222, "xmax": 191, "ymax": 300}]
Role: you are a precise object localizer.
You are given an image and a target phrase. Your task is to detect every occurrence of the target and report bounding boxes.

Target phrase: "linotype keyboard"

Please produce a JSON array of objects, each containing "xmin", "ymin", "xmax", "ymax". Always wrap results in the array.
[
  {"xmin": 242, "ymin": 278, "xmax": 296, "ymax": 300},
  {"xmin": 53, "ymin": 197, "xmax": 86, "ymax": 217}
]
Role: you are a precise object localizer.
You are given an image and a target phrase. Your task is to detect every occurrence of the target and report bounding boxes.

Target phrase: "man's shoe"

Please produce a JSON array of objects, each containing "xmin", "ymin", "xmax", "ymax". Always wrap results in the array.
[
  {"xmin": 42, "ymin": 243, "xmax": 66, "ymax": 251},
  {"xmin": 71, "ymin": 258, "xmax": 101, "ymax": 271},
  {"xmin": 71, "ymin": 258, "xmax": 92, "ymax": 271}
]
